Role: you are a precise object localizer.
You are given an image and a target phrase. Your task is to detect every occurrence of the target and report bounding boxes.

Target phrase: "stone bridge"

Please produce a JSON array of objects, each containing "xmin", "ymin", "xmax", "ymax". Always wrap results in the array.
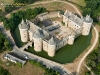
[{"xmin": 20, "ymin": 42, "xmax": 33, "ymax": 50}]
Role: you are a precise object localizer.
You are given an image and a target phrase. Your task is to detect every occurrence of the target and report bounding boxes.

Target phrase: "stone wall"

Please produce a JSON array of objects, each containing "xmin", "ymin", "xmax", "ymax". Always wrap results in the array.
[
  {"xmin": 33, "ymin": 37, "xmax": 43, "ymax": 52},
  {"xmin": 37, "ymin": 12, "xmax": 59, "ymax": 21},
  {"xmin": 82, "ymin": 22, "xmax": 92, "ymax": 35},
  {"xmin": 19, "ymin": 28, "xmax": 29, "ymax": 42}
]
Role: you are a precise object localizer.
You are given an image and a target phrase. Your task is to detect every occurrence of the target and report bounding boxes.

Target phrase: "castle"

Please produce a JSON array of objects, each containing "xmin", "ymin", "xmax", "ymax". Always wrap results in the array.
[{"xmin": 18, "ymin": 10, "xmax": 93, "ymax": 57}]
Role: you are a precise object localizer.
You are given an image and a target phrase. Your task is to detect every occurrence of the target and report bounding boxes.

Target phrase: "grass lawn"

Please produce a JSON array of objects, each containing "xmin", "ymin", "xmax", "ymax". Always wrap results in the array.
[
  {"xmin": 22, "ymin": 1, "xmax": 80, "ymax": 14},
  {"xmin": 1, "ymin": 62, "xmax": 45, "ymax": 75},
  {"xmin": 0, "ymin": 0, "xmax": 13, "ymax": 4},
  {"xmin": 70, "ymin": 0, "xmax": 86, "ymax": 7}
]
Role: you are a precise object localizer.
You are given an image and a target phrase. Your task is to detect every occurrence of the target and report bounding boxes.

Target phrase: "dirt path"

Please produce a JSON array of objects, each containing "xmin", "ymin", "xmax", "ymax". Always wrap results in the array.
[
  {"xmin": 76, "ymin": 25, "xmax": 99, "ymax": 75},
  {"xmin": 6, "ymin": 0, "xmax": 82, "ymax": 18}
]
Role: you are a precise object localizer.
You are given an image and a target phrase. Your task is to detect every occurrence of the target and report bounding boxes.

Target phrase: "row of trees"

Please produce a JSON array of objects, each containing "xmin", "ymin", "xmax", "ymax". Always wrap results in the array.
[
  {"xmin": 0, "ymin": 66, "xmax": 11, "ymax": 75},
  {"xmin": 4, "ymin": 5, "xmax": 18, "ymax": 12},
  {"xmin": 14, "ymin": 0, "xmax": 37, "ymax": 4},
  {"xmin": 0, "ymin": 30, "xmax": 12, "ymax": 52},
  {"xmin": 82, "ymin": 0, "xmax": 100, "ymax": 22},
  {"xmin": 29, "ymin": 60, "xmax": 60, "ymax": 75},
  {"xmin": 3, "ymin": 7, "xmax": 47, "ymax": 31},
  {"xmin": 4, "ymin": 0, "xmax": 42, "ymax": 13},
  {"xmin": 85, "ymin": 33, "xmax": 100, "ymax": 74}
]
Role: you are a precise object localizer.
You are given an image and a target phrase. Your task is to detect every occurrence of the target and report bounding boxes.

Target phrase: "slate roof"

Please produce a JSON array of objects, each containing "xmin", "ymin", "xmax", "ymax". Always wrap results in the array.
[
  {"xmin": 64, "ymin": 10, "xmax": 83, "ymax": 26},
  {"xmin": 83, "ymin": 15, "xmax": 93, "ymax": 23},
  {"xmin": 4, "ymin": 52, "xmax": 27, "ymax": 65},
  {"xmin": 19, "ymin": 19, "xmax": 29, "ymax": 29},
  {"xmin": 48, "ymin": 36, "xmax": 56, "ymax": 45},
  {"xmin": 33, "ymin": 29, "xmax": 44, "ymax": 38}
]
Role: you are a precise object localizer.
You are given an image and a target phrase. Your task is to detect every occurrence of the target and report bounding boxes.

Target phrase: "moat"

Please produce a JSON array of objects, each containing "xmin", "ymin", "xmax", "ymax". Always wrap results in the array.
[{"xmin": 12, "ymin": 27, "xmax": 92, "ymax": 64}]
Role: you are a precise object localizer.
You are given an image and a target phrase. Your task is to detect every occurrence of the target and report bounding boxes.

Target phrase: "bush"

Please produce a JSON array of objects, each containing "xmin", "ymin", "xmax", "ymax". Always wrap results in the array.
[
  {"xmin": 14, "ymin": 0, "xmax": 38, "ymax": 4},
  {"xmin": 0, "ymin": 66, "xmax": 11, "ymax": 75},
  {"xmin": 4, "ymin": 5, "xmax": 16, "ymax": 12}
]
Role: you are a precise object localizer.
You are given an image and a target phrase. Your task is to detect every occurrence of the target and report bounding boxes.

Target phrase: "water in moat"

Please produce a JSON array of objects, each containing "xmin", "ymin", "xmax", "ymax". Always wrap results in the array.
[{"xmin": 12, "ymin": 27, "xmax": 92, "ymax": 64}]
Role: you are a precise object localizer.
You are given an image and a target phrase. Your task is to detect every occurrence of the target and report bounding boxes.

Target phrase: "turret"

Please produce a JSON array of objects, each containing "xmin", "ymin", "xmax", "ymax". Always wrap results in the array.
[
  {"xmin": 47, "ymin": 37, "xmax": 56, "ymax": 57},
  {"xmin": 82, "ymin": 15, "xmax": 93, "ymax": 35},
  {"xmin": 63, "ymin": 10, "xmax": 69, "ymax": 27},
  {"xmin": 18, "ymin": 19, "xmax": 29, "ymax": 42},
  {"xmin": 33, "ymin": 29, "xmax": 44, "ymax": 52},
  {"xmin": 68, "ymin": 34, "xmax": 75, "ymax": 45}
]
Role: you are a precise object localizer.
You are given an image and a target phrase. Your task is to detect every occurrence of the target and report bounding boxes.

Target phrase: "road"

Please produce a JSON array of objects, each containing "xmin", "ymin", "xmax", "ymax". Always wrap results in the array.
[
  {"xmin": 0, "ymin": 22, "xmax": 15, "ymax": 46},
  {"xmin": 76, "ymin": 25, "xmax": 99, "ymax": 75},
  {"xmin": 13, "ymin": 46, "xmax": 71, "ymax": 75}
]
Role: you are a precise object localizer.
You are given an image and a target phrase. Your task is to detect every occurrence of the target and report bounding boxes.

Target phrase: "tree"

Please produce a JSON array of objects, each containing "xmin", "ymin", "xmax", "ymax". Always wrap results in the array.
[
  {"xmin": 14, "ymin": 0, "xmax": 38, "ymax": 4},
  {"xmin": 4, "ymin": 39, "xmax": 12, "ymax": 50},
  {"xmin": 86, "ymin": 1, "xmax": 98, "ymax": 10},
  {"xmin": 82, "ymin": 8, "xmax": 92, "ymax": 16},
  {"xmin": 83, "ymin": 0, "xmax": 100, "ymax": 23},
  {"xmin": 4, "ymin": 5, "xmax": 16, "ymax": 12},
  {"xmin": 0, "ymin": 30, "xmax": 12, "ymax": 52},
  {"xmin": 3, "ymin": 7, "xmax": 47, "ymax": 31}
]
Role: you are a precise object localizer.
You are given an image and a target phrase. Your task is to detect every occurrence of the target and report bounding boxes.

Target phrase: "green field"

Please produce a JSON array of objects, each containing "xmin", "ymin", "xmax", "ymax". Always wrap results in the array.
[
  {"xmin": 71, "ymin": 0, "xmax": 86, "ymax": 6},
  {"xmin": 12, "ymin": 27, "xmax": 92, "ymax": 64},
  {"xmin": 0, "ymin": 0, "xmax": 13, "ymax": 4}
]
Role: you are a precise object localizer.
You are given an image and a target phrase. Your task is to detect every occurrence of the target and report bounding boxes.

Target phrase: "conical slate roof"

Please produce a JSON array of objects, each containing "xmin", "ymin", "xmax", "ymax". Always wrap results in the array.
[
  {"xmin": 19, "ymin": 19, "xmax": 29, "ymax": 29},
  {"xmin": 33, "ymin": 29, "xmax": 44, "ymax": 38},
  {"xmin": 83, "ymin": 15, "xmax": 93, "ymax": 23},
  {"xmin": 48, "ymin": 36, "xmax": 55, "ymax": 45},
  {"xmin": 21, "ymin": 19, "xmax": 26, "ymax": 25}
]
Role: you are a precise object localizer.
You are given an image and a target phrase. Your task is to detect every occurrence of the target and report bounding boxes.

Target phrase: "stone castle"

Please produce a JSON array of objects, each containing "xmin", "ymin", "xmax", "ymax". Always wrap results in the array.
[{"xmin": 18, "ymin": 10, "xmax": 93, "ymax": 57}]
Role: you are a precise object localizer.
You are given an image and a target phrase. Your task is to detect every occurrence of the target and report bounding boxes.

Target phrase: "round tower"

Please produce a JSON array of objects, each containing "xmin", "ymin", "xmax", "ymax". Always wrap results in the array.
[
  {"xmin": 82, "ymin": 15, "xmax": 93, "ymax": 35},
  {"xmin": 33, "ymin": 29, "xmax": 44, "ymax": 52},
  {"xmin": 47, "ymin": 37, "xmax": 56, "ymax": 57},
  {"xmin": 18, "ymin": 19, "xmax": 29, "ymax": 42},
  {"xmin": 68, "ymin": 34, "xmax": 75, "ymax": 45}
]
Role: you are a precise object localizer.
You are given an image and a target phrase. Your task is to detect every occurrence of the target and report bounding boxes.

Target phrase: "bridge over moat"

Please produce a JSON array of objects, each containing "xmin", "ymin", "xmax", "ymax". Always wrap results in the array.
[{"xmin": 20, "ymin": 42, "xmax": 33, "ymax": 50}]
